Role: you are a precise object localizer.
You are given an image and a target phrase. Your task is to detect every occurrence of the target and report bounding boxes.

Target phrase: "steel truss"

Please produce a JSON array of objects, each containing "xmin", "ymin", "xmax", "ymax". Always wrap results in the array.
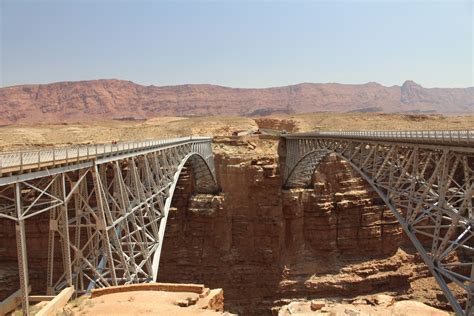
[
  {"xmin": 0, "ymin": 138, "xmax": 217, "ymax": 315},
  {"xmin": 280, "ymin": 134, "xmax": 473, "ymax": 315}
]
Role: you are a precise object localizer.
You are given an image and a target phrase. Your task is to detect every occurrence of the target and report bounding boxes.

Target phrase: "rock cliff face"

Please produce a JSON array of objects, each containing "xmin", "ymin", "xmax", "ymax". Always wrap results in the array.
[
  {"xmin": 158, "ymin": 154, "xmax": 284, "ymax": 314},
  {"xmin": 0, "ymin": 212, "xmax": 51, "ymax": 299},
  {"xmin": 0, "ymin": 79, "xmax": 472, "ymax": 125},
  {"xmin": 158, "ymin": 145, "xmax": 456, "ymax": 315}
]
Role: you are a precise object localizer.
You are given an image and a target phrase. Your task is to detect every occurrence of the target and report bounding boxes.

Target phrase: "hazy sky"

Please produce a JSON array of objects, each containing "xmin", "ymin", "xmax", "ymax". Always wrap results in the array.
[{"xmin": 0, "ymin": 0, "xmax": 472, "ymax": 88}]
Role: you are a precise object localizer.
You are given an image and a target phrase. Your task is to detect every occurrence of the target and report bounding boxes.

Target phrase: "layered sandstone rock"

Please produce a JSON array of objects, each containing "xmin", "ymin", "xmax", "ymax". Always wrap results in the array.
[
  {"xmin": 157, "ymin": 144, "xmax": 437, "ymax": 315},
  {"xmin": 0, "ymin": 79, "xmax": 472, "ymax": 125},
  {"xmin": 281, "ymin": 154, "xmax": 403, "ymax": 258},
  {"xmin": 159, "ymin": 153, "xmax": 285, "ymax": 314}
]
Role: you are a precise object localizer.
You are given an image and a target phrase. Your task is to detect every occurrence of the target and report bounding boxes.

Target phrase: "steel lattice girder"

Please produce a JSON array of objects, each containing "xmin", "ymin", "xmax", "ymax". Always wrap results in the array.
[
  {"xmin": 279, "ymin": 136, "xmax": 474, "ymax": 316},
  {"xmin": 0, "ymin": 139, "xmax": 217, "ymax": 315}
]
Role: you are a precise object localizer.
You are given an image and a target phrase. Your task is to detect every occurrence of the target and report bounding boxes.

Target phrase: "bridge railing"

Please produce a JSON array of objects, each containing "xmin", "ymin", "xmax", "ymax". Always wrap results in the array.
[
  {"xmin": 285, "ymin": 130, "xmax": 474, "ymax": 146},
  {"xmin": 0, "ymin": 136, "xmax": 211, "ymax": 174}
]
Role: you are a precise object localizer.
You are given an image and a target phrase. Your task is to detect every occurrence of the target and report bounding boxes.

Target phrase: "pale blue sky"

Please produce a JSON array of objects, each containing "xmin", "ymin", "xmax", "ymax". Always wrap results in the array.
[{"xmin": 0, "ymin": 0, "xmax": 472, "ymax": 88}]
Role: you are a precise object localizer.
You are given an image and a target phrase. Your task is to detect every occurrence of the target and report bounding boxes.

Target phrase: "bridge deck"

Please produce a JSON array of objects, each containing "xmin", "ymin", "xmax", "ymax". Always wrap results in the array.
[
  {"xmin": 0, "ymin": 137, "xmax": 211, "ymax": 176},
  {"xmin": 282, "ymin": 130, "xmax": 474, "ymax": 148}
]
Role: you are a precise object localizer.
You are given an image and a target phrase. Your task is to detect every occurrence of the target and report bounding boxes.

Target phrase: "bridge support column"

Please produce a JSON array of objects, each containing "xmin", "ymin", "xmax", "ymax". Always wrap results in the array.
[
  {"xmin": 59, "ymin": 174, "xmax": 73, "ymax": 289},
  {"xmin": 15, "ymin": 183, "xmax": 30, "ymax": 316}
]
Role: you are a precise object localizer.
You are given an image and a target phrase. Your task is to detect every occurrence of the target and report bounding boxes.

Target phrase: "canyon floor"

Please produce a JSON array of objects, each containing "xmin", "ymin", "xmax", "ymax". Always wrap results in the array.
[{"xmin": 1, "ymin": 112, "xmax": 472, "ymax": 315}]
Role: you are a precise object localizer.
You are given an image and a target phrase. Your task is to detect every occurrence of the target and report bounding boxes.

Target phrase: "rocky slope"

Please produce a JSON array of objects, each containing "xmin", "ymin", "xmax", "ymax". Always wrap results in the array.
[
  {"xmin": 277, "ymin": 295, "xmax": 449, "ymax": 316},
  {"xmin": 0, "ymin": 79, "xmax": 472, "ymax": 125}
]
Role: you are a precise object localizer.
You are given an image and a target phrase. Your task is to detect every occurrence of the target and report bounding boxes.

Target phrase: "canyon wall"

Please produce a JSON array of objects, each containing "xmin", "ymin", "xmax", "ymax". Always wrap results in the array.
[
  {"xmin": 158, "ymin": 153, "xmax": 284, "ymax": 314},
  {"xmin": 0, "ymin": 213, "xmax": 51, "ymax": 299},
  {"xmin": 158, "ymin": 141, "xmax": 453, "ymax": 314}
]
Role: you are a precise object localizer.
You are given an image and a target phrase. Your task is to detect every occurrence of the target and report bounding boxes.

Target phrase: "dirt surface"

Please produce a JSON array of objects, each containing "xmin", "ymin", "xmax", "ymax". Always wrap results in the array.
[
  {"xmin": 64, "ymin": 291, "xmax": 224, "ymax": 315},
  {"xmin": 0, "ymin": 79, "xmax": 473, "ymax": 125}
]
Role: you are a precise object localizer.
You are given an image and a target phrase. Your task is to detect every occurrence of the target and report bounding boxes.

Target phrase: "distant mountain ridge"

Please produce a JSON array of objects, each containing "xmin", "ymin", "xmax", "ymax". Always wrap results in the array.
[{"xmin": 0, "ymin": 79, "xmax": 472, "ymax": 125}]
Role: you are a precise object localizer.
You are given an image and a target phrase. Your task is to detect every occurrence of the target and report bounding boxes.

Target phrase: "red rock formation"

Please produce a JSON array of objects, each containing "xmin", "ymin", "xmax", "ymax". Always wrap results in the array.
[
  {"xmin": 254, "ymin": 118, "xmax": 299, "ymax": 132},
  {"xmin": 0, "ymin": 79, "xmax": 472, "ymax": 125},
  {"xmin": 158, "ymin": 150, "xmax": 454, "ymax": 315}
]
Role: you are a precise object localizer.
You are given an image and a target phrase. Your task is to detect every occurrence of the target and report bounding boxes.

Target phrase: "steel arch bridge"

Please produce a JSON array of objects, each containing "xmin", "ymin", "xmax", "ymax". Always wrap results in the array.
[
  {"xmin": 279, "ymin": 130, "xmax": 474, "ymax": 316},
  {"xmin": 0, "ymin": 137, "xmax": 218, "ymax": 314}
]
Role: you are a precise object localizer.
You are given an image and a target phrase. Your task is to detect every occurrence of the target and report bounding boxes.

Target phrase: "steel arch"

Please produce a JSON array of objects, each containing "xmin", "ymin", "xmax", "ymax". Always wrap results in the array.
[{"xmin": 151, "ymin": 151, "xmax": 217, "ymax": 280}]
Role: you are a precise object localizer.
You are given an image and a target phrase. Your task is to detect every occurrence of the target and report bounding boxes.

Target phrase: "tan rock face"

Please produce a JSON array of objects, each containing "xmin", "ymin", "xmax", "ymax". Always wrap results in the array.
[{"xmin": 0, "ymin": 79, "xmax": 472, "ymax": 125}]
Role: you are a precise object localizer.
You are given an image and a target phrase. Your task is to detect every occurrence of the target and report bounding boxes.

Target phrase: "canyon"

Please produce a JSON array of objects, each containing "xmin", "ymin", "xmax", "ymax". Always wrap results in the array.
[
  {"xmin": 0, "ymin": 79, "xmax": 473, "ymax": 125},
  {"xmin": 157, "ymin": 136, "xmax": 462, "ymax": 314},
  {"xmin": 0, "ymin": 115, "xmax": 470, "ymax": 315}
]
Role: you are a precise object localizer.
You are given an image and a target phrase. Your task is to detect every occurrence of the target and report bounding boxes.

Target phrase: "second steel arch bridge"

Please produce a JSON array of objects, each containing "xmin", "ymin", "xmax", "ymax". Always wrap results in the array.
[{"xmin": 279, "ymin": 130, "xmax": 474, "ymax": 315}]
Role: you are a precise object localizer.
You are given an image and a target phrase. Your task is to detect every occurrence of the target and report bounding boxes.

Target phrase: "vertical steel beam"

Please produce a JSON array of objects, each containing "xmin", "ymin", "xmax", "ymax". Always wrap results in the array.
[
  {"xmin": 46, "ymin": 206, "xmax": 56, "ymax": 295},
  {"xmin": 15, "ymin": 182, "xmax": 30, "ymax": 315},
  {"xmin": 60, "ymin": 173, "xmax": 73, "ymax": 287},
  {"xmin": 92, "ymin": 165, "xmax": 118, "ymax": 286}
]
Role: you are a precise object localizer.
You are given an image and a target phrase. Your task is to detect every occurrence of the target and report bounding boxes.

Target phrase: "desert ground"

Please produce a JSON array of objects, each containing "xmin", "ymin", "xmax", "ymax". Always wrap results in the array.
[{"xmin": 0, "ymin": 113, "xmax": 472, "ymax": 151}]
